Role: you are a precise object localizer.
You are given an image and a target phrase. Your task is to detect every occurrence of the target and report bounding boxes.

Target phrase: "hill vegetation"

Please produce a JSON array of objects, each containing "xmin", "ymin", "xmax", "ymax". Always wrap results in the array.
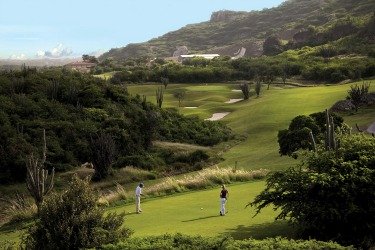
[{"xmin": 100, "ymin": 0, "xmax": 375, "ymax": 61}]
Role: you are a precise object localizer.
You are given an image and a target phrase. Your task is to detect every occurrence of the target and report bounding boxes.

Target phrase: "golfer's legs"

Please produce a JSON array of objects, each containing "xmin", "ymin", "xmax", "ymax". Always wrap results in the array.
[
  {"xmin": 136, "ymin": 195, "xmax": 141, "ymax": 212},
  {"xmin": 220, "ymin": 198, "xmax": 226, "ymax": 215}
]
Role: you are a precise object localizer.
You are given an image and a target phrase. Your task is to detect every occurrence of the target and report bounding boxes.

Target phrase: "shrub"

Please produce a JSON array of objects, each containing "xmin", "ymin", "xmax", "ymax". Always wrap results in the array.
[
  {"xmin": 346, "ymin": 82, "xmax": 370, "ymax": 111},
  {"xmin": 23, "ymin": 176, "xmax": 131, "ymax": 249},
  {"xmin": 278, "ymin": 111, "xmax": 343, "ymax": 156},
  {"xmin": 239, "ymin": 83, "xmax": 250, "ymax": 100},
  {"xmin": 102, "ymin": 234, "xmax": 351, "ymax": 250},
  {"xmin": 251, "ymin": 134, "xmax": 375, "ymax": 248}
]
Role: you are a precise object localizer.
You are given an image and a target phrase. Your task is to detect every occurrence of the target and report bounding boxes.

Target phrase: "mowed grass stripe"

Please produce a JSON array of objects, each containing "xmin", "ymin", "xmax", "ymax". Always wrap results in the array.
[{"xmin": 108, "ymin": 181, "xmax": 294, "ymax": 239}]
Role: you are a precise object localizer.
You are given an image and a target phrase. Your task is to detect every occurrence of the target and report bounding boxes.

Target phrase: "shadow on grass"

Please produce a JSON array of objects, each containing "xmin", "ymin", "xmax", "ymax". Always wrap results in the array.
[
  {"xmin": 222, "ymin": 220, "xmax": 297, "ymax": 240},
  {"xmin": 182, "ymin": 215, "xmax": 221, "ymax": 222}
]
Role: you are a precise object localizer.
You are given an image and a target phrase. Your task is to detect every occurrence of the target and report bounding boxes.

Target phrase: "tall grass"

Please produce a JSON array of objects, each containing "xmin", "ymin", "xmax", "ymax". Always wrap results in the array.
[
  {"xmin": 100, "ymin": 167, "xmax": 268, "ymax": 205},
  {"xmin": 0, "ymin": 194, "xmax": 36, "ymax": 224}
]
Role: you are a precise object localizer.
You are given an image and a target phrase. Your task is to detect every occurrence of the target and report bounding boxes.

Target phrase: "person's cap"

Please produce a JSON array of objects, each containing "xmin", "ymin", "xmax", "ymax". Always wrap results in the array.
[{"xmin": 139, "ymin": 183, "xmax": 144, "ymax": 187}]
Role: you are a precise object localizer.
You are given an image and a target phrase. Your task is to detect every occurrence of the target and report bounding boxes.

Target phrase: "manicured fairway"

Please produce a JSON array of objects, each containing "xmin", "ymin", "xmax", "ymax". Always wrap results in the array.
[
  {"xmin": 108, "ymin": 181, "xmax": 294, "ymax": 239},
  {"xmin": 0, "ymin": 181, "xmax": 294, "ymax": 242},
  {"xmin": 128, "ymin": 81, "xmax": 375, "ymax": 171}
]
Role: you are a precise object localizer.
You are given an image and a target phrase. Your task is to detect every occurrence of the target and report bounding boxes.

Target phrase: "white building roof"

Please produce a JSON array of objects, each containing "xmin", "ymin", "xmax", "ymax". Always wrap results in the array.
[{"xmin": 179, "ymin": 54, "xmax": 220, "ymax": 59}]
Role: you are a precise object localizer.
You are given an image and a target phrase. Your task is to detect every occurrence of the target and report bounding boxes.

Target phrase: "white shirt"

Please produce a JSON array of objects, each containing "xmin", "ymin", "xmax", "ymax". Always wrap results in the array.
[{"xmin": 135, "ymin": 186, "xmax": 142, "ymax": 196}]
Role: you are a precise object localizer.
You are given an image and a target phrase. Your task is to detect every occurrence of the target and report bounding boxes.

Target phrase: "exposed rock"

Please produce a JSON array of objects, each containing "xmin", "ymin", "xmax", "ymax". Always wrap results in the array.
[
  {"xmin": 210, "ymin": 10, "xmax": 247, "ymax": 22},
  {"xmin": 330, "ymin": 100, "xmax": 355, "ymax": 112},
  {"xmin": 232, "ymin": 47, "xmax": 246, "ymax": 59},
  {"xmin": 293, "ymin": 29, "xmax": 315, "ymax": 43},
  {"xmin": 173, "ymin": 46, "xmax": 189, "ymax": 57}
]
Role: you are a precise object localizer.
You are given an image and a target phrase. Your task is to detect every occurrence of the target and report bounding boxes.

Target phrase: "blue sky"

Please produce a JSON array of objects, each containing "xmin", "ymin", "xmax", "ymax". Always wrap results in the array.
[{"xmin": 0, "ymin": 0, "xmax": 285, "ymax": 59}]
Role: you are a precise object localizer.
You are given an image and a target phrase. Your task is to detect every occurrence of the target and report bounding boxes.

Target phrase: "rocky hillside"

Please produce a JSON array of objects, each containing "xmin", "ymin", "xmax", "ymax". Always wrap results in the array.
[{"xmin": 100, "ymin": 0, "xmax": 375, "ymax": 61}]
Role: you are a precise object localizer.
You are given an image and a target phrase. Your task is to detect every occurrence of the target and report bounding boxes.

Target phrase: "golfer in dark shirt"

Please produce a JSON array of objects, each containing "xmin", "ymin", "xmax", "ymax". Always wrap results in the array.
[{"xmin": 220, "ymin": 185, "xmax": 228, "ymax": 216}]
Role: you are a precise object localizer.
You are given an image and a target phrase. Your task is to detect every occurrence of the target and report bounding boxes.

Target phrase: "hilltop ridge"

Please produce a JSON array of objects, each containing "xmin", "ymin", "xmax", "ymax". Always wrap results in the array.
[{"xmin": 99, "ymin": 0, "xmax": 375, "ymax": 61}]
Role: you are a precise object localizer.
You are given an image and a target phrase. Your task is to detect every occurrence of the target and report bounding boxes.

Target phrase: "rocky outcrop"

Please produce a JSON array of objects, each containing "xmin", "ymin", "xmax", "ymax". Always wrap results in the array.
[
  {"xmin": 210, "ymin": 10, "xmax": 247, "ymax": 22},
  {"xmin": 172, "ymin": 46, "xmax": 189, "ymax": 57}
]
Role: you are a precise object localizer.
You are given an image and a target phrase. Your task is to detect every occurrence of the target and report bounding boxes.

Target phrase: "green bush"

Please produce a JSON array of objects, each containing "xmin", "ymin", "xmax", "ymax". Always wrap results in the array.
[
  {"xmin": 23, "ymin": 176, "xmax": 132, "ymax": 249},
  {"xmin": 251, "ymin": 134, "xmax": 375, "ymax": 248},
  {"xmin": 278, "ymin": 111, "xmax": 343, "ymax": 156},
  {"xmin": 102, "ymin": 234, "xmax": 351, "ymax": 250}
]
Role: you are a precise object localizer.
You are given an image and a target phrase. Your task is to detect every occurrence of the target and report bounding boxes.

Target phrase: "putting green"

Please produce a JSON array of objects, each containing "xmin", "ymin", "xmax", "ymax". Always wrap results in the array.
[{"xmin": 108, "ymin": 181, "xmax": 294, "ymax": 239}]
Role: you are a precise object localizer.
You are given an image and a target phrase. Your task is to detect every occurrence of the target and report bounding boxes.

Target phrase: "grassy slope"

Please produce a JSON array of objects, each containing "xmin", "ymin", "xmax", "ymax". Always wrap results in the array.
[
  {"xmin": 108, "ymin": 181, "xmax": 294, "ymax": 239},
  {"xmin": 128, "ymin": 81, "xmax": 375, "ymax": 171}
]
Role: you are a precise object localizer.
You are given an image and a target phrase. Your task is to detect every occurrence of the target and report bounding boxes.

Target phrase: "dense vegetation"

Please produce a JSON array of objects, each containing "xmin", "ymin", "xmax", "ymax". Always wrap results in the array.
[
  {"xmin": 103, "ymin": 234, "xmax": 350, "ymax": 250},
  {"xmin": 251, "ymin": 134, "xmax": 375, "ymax": 248},
  {"xmin": 0, "ymin": 68, "xmax": 231, "ymax": 183},
  {"xmin": 277, "ymin": 111, "xmax": 344, "ymax": 156},
  {"xmin": 99, "ymin": 49, "xmax": 375, "ymax": 84}
]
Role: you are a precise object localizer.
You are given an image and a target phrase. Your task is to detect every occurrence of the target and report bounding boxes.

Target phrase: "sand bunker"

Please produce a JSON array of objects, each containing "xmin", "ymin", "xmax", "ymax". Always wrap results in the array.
[
  {"xmin": 205, "ymin": 112, "xmax": 230, "ymax": 121},
  {"xmin": 225, "ymin": 98, "xmax": 242, "ymax": 104},
  {"xmin": 184, "ymin": 107, "xmax": 198, "ymax": 109},
  {"xmin": 367, "ymin": 122, "xmax": 375, "ymax": 134}
]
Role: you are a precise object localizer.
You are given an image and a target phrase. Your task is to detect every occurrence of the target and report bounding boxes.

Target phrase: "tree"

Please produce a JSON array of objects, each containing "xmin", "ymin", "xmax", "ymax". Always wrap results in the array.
[
  {"xmin": 266, "ymin": 66, "xmax": 280, "ymax": 90},
  {"xmin": 254, "ymin": 77, "xmax": 262, "ymax": 97},
  {"xmin": 281, "ymin": 64, "xmax": 290, "ymax": 85},
  {"xmin": 263, "ymin": 36, "xmax": 283, "ymax": 56},
  {"xmin": 250, "ymin": 134, "xmax": 375, "ymax": 248},
  {"xmin": 82, "ymin": 54, "xmax": 98, "ymax": 63},
  {"xmin": 90, "ymin": 132, "xmax": 117, "ymax": 181},
  {"xmin": 239, "ymin": 83, "xmax": 250, "ymax": 100},
  {"xmin": 173, "ymin": 89, "xmax": 186, "ymax": 107},
  {"xmin": 156, "ymin": 86, "xmax": 164, "ymax": 108},
  {"xmin": 160, "ymin": 77, "xmax": 169, "ymax": 89},
  {"xmin": 26, "ymin": 129, "xmax": 54, "ymax": 214},
  {"xmin": 24, "ymin": 175, "xmax": 131, "ymax": 249},
  {"xmin": 347, "ymin": 82, "xmax": 370, "ymax": 111}
]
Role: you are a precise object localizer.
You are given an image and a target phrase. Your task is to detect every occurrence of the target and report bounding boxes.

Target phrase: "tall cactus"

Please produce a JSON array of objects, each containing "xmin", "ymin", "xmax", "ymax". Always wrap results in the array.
[
  {"xmin": 156, "ymin": 86, "xmax": 164, "ymax": 108},
  {"xmin": 309, "ymin": 131, "xmax": 317, "ymax": 152},
  {"xmin": 26, "ymin": 129, "xmax": 54, "ymax": 214},
  {"xmin": 324, "ymin": 109, "xmax": 338, "ymax": 151},
  {"xmin": 309, "ymin": 109, "xmax": 339, "ymax": 152}
]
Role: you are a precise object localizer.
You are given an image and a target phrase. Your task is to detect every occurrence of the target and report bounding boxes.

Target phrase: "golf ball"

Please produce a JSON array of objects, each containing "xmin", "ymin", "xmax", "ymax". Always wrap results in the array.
[{"xmin": 201, "ymin": 208, "xmax": 203, "ymax": 210}]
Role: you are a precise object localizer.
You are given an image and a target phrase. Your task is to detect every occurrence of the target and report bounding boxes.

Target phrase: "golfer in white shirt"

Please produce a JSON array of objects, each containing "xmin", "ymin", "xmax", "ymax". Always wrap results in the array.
[{"xmin": 135, "ymin": 183, "xmax": 144, "ymax": 213}]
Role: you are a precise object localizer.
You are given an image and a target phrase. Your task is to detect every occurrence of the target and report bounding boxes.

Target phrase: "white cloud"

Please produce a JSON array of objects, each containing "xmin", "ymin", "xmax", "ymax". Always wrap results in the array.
[
  {"xmin": 88, "ymin": 49, "xmax": 105, "ymax": 57},
  {"xmin": 36, "ymin": 43, "xmax": 73, "ymax": 58},
  {"xmin": 36, "ymin": 50, "xmax": 45, "ymax": 57},
  {"xmin": 9, "ymin": 53, "xmax": 28, "ymax": 60}
]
